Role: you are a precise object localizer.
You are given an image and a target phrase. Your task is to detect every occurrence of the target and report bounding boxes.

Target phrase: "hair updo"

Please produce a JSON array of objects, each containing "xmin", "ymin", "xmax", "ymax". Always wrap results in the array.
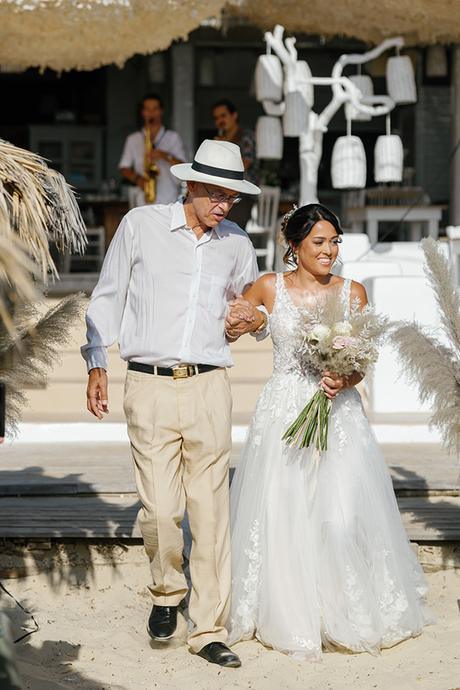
[{"xmin": 281, "ymin": 203, "xmax": 343, "ymax": 266}]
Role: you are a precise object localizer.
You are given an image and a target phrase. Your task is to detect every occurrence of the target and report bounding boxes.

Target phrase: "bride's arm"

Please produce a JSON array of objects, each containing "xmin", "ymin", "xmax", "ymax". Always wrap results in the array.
[{"xmin": 224, "ymin": 273, "xmax": 277, "ymax": 341}]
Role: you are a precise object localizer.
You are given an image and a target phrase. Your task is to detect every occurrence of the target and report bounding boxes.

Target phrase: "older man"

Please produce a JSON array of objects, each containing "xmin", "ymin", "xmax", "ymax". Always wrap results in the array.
[{"xmin": 81, "ymin": 140, "xmax": 266, "ymax": 668}]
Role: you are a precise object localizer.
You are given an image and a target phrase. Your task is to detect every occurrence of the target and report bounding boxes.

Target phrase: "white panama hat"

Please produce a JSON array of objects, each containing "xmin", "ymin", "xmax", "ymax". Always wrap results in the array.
[{"xmin": 171, "ymin": 139, "xmax": 261, "ymax": 195}]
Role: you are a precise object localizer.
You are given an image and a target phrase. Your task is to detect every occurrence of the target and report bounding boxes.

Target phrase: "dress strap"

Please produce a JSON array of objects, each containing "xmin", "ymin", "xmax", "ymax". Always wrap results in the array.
[
  {"xmin": 275, "ymin": 272, "xmax": 286, "ymax": 299},
  {"xmin": 341, "ymin": 278, "xmax": 352, "ymax": 319},
  {"xmin": 274, "ymin": 272, "xmax": 289, "ymax": 312}
]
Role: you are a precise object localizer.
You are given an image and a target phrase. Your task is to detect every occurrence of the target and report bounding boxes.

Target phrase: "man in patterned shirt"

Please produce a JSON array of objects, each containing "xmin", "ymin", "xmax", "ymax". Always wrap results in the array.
[{"xmin": 212, "ymin": 99, "xmax": 258, "ymax": 229}]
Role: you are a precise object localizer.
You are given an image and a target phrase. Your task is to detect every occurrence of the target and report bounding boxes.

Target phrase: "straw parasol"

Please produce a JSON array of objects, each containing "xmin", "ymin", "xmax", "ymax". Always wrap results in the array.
[
  {"xmin": 1, "ymin": 1, "xmax": 458, "ymax": 74},
  {"xmin": 231, "ymin": 1, "xmax": 460, "ymax": 46},
  {"xmin": 0, "ymin": 0, "xmax": 238, "ymax": 72}
]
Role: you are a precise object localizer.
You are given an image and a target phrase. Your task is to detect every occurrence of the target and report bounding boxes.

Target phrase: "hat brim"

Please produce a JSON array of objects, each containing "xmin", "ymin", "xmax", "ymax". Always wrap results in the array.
[{"xmin": 170, "ymin": 163, "xmax": 261, "ymax": 196}]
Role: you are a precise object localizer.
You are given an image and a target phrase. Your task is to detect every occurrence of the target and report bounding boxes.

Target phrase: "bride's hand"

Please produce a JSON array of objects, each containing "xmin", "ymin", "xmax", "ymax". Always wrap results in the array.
[{"xmin": 321, "ymin": 371, "xmax": 346, "ymax": 400}]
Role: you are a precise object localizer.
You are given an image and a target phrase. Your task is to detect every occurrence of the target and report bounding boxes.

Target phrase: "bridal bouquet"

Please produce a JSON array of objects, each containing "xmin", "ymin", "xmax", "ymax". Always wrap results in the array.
[{"xmin": 282, "ymin": 290, "xmax": 387, "ymax": 451}]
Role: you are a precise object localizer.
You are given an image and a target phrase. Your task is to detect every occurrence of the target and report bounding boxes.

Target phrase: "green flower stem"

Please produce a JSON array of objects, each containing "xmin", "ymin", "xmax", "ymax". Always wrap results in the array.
[{"xmin": 283, "ymin": 389, "xmax": 333, "ymax": 452}]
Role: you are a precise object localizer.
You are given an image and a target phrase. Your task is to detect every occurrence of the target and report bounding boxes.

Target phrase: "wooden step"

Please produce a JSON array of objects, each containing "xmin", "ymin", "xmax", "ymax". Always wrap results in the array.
[{"xmin": 0, "ymin": 493, "xmax": 458, "ymax": 542}]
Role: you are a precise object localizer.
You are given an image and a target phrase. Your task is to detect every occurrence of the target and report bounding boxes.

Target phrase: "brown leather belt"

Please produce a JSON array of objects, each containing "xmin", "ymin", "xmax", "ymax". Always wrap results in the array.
[{"xmin": 128, "ymin": 361, "xmax": 220, "ymax": 379}]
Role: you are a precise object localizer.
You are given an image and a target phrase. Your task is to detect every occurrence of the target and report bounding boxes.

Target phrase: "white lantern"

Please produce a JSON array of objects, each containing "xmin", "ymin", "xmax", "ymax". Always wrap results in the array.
[
  {"xmin": 374, "ymin": 134, "xmax": 404, "ymax": 183},
  {"xmin": 283, "ymin": 90, "xmax": 310, "ymax": 137},
  {"xmin": 256, "ymin": 116, "xmax": 283, "ymax": 160},
  {"xmin": 331, "ymin": 135, "xmax": 367, "ymax": 189},
  {"xmin": 386, "ymin": 55, "xmax": 417, "ymax": 104},
  {"xmin": 255, "ymin": 54, "xmax": 283, "ymax": 103},
  {"xmin": 345, "ymin": 74, "xmax": 374, "ymax": 122},
  {"xmin": 296, "ymin": 60, "xmax": 314, "ymax": 108}
]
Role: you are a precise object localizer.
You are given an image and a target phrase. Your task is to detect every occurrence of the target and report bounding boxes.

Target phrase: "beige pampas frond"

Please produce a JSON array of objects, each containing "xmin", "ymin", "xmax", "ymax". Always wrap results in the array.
[
  {"xmin": 0, "ymin": 139, "xmax": 87, "ymax": 282},
  {"xmin": 421, "ymin": 237, "xmax": 460, "ymax": 349},
  {"xmin": 0, "ymin": 293, "xmax": 85, "ymax": 436},
  {"xmin": 392, "ymin": 239, "xmax": 460, "ymax": 453}
]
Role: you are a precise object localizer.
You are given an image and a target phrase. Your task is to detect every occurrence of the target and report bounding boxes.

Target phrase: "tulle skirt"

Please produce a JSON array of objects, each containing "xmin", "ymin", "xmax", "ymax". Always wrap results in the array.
[{"xmin": 228, "ymin": 372, "xmax": 433, "ymax": 660}]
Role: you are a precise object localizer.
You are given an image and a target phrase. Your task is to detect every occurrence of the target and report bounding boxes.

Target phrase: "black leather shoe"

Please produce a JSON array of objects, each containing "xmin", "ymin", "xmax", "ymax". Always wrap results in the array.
[
  {"xmin": 197, "ymin": 642, "xmax": 241, "ymax": 668},
  {"xmin": 147, "ymin": 605, "xmax": 177, "ymax": 641}
]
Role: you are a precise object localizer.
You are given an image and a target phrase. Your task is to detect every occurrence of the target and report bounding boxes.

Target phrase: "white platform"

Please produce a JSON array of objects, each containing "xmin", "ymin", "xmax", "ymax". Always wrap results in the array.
[{"xmin": 9, "ymin": 422, "xmax": 441, "ymax": 445}]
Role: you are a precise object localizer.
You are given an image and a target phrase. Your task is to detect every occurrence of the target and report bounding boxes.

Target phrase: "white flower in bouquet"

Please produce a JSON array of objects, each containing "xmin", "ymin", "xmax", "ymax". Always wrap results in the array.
[
  {"xmin": 333, "ymin": 321, "xmax": 353, "ymax": 336},
  {"xmin": 283, "ymin": 289, "xmax": 387, "ymax": 452},
  {"xmin": 307, "ymin": 324, "xmax": 331, "ymax": 342}
]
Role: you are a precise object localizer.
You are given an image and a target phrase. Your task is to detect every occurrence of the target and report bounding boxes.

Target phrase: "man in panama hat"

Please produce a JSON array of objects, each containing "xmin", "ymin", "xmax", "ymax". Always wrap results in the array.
[{"xmin": 82, "ymin": 140, "xmax": 267, "ymax": 668}]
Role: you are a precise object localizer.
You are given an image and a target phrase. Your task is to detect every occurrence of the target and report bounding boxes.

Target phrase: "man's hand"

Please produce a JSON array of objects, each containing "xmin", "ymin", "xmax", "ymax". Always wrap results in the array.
[
  {"xmin": 87, "ymin": 368, "xmax": 109, "ymax": 420},
  {"xmin": 225, "ymin": 296, "xmax": 264, "ymax": 340}
]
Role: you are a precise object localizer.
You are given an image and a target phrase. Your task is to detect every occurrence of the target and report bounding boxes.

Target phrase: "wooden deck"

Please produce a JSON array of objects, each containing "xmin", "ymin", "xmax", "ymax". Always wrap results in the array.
[{"xmin": 0, "ymin": 441, "xmax": 459, "ymax": 542}]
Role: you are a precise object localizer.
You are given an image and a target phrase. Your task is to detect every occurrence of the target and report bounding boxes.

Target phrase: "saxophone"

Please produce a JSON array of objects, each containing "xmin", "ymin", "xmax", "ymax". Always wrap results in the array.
[{"xmin": 143, "ymin": 126, "xmax": 159, "ymax": 203}]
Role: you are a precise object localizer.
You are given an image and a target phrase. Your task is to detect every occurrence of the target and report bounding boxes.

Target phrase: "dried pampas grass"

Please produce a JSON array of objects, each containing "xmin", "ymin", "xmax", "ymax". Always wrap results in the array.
[
  {"xmin": 0, "ymin": 293, "xmax": 85, "ymax": 436},
  {"xmin": 392, "ymin": 238, "xmax": 460, "ymax": 453}
]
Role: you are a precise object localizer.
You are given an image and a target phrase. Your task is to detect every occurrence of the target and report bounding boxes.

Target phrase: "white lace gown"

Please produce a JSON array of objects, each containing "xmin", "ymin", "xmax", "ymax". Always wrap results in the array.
[{"xmin": 228, "ymin": 274, "xmax": 432, "ymax": 660}]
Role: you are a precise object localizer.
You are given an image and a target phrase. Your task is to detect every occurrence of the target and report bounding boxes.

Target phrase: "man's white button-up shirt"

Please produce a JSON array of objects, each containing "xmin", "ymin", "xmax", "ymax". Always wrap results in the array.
[{"xmin": 81, "ymin": 201, "xmax": 259, "ymax": 371}]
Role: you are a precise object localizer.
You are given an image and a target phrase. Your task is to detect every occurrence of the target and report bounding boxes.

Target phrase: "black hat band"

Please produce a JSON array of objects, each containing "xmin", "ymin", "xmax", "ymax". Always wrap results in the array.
[{"xmin": 191, "ymin": 160, "xmax": 244, "ymax": 181}]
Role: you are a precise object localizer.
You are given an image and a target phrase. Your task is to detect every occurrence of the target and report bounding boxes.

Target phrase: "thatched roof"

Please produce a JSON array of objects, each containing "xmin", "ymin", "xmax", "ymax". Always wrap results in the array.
[
  {"xmin": 0, "ymin": 0, "xmax": 230, "ymax": 72},
  {"xmin": 0, "ymin": 0, "xmax": 456, "ymax": 73},
  {"xmin": 231, "ymin": 1, "xmax": 458, "ymax": 46}
]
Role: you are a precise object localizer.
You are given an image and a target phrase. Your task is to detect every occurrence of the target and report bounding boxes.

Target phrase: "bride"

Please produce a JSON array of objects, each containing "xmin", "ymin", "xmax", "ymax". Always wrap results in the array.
[{"xmin": 228, "ymin": 203, "xmax": 432, "ymax": 660}]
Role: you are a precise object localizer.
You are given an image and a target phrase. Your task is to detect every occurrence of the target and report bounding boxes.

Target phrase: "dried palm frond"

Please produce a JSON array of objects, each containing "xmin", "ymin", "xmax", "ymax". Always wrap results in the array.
[
  {"xmin": 0, "ymin": 139, "xmax": 87, "ymax": 282},
  {"xmin": 392, "ymin": 239, "xmax": 460, "ymax": 453},
  {"xmin": 0, "ymin": 293, "xmax": 85, "ymax": 436},
  {"xmin": 0, "ymin": 234, "xmax": 38, "ymax": 335}
]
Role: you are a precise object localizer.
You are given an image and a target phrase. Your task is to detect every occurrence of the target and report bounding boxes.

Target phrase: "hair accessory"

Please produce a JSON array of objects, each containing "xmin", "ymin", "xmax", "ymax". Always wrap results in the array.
[{"xmin": 281, "ymin": 204, "xmax": 298, "ymax": 229}]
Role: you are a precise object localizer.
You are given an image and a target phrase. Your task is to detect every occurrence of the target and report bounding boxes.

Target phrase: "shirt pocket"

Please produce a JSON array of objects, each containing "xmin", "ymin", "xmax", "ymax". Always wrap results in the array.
[{"xmin": 207, "ymin": 276, "xmax": 229, "ymax": 320}]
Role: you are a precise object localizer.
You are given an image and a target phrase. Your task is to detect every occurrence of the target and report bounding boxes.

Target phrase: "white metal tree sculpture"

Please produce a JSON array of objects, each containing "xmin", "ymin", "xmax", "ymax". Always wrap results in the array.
[{"xmin": 255, "ymin": 25, "xmax": 417, "ymax": 205}]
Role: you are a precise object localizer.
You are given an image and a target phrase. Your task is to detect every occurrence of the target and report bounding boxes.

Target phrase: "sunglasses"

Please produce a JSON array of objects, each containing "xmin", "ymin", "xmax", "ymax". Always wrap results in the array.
[{"xmin": 202, "ymin": 183, "xmax": 242, "ymax": 205}]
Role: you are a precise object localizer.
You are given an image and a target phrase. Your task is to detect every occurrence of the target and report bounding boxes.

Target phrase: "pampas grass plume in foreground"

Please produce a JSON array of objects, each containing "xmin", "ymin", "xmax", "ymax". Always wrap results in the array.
[{"xmin": 392, "ymin": 238, "xmax": 460, "ymax": 453}]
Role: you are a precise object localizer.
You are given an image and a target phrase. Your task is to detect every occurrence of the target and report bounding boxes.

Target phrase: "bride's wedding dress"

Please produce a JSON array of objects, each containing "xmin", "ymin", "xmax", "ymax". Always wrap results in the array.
[{"xmin": 228, "ymin": 273, "xmax": 432, "ymax": 660}]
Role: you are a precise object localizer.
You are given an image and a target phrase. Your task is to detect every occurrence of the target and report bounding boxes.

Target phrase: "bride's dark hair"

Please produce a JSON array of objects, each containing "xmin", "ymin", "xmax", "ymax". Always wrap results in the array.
[{"xmin": 282, "ymin": 203, "xmax": 343, "ymax": 266}]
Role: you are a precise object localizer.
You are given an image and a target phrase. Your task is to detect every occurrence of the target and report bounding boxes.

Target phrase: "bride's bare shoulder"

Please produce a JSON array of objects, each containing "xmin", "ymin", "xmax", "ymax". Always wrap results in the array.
[
  {"xmin": 350, "ymin": 279, "xmax": 368, "ymax": 306},
  {"xmin": 254, "ymin": 272, "xmax": 278, "ymax": 292}
]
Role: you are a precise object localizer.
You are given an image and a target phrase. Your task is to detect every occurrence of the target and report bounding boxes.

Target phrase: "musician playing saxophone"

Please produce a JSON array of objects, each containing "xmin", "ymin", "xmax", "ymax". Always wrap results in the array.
[{"xmin": 119, "ymin": 93, "xmax": 186, "ymax": 207}]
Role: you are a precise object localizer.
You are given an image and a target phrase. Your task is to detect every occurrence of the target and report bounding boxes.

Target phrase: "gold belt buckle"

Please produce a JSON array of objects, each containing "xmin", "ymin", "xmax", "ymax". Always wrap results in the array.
[{"xmin": 172, "ymin": 365, "xmax": 195, "ymax": 379}]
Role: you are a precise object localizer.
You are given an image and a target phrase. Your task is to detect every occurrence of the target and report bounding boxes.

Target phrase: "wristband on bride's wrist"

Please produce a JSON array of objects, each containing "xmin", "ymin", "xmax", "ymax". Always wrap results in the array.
[
  {"xmin": 252, "ymin": 310, "xmax": 268, "ymax": 335},
  {"xmin": 225, "ymin": 328, "xmax": 238, "ymax": 342}
]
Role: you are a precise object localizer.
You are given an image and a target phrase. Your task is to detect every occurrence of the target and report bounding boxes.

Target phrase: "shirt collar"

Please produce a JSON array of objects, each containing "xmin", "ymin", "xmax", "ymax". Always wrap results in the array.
[
  {"xmin": 169, "ymin": 201, "xmax": 223, "ymax": 240},
  {"xmin": 170, "ymin": 201, "xmax": 186, "ymax": 231}
]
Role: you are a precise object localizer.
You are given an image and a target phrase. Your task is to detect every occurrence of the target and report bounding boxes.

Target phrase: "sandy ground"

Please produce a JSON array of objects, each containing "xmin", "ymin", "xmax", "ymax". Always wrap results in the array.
[{"xmin": 1, "ymin": 546, "xmax": 460, "ymax": 690}]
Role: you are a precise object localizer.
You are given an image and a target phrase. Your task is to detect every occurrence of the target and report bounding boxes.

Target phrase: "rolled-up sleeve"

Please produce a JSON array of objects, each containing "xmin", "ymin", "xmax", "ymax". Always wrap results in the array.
[{"xmin": 81, "ymin": 215, "xmax": 134, "ymax": 371}]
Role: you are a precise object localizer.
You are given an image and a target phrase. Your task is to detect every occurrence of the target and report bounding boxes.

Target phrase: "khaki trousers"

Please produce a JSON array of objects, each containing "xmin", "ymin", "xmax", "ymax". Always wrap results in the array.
[{"xmin": 123, "ymin": 367, "xmax": 232, "ymax": 653}]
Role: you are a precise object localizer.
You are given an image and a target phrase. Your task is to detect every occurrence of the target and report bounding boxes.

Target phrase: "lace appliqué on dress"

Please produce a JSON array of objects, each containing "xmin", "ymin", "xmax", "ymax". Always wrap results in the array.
[{"xmin": 231, "ymin": 519, "xmax": 261, "ymax": 638}]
